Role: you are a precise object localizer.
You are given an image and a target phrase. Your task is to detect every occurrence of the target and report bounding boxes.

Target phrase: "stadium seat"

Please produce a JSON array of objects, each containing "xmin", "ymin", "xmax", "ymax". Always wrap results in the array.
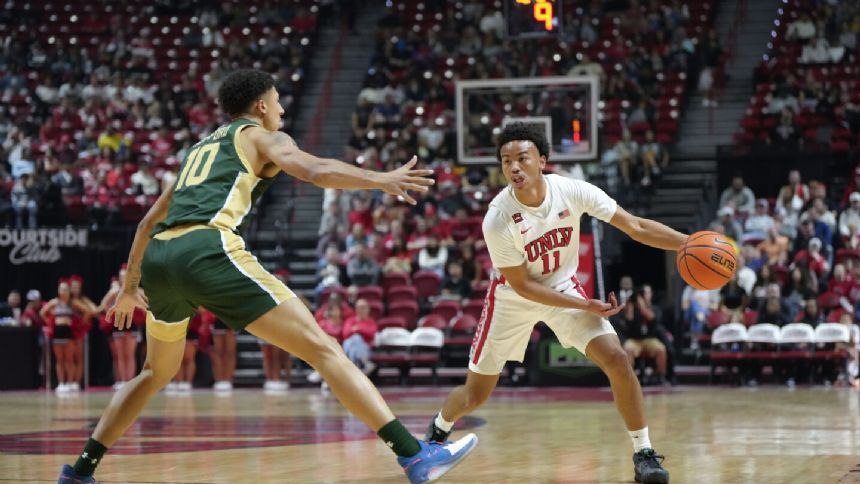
[
  {"xmin": 387, "ymin": 285, "xmax": 418, "ymax": 305},
  {"xmin": 814, "ymin": 323, "xmax": 850, "ymax": 344},
  {"xmin": 409, "ymin": 327, "xmax": 445, "ymax": 383},
  {"xmin": 413, "ymin": 270, "xmax": 442, "ymax": 299},
  {"xmin": 319, "ymin": 286, "xmax": 349, "ymax": 306},
  {"xmin": 430, "ymin": 299, "xmax": 460, "ymax": 321},
  {"xmin": 382, "ymin": 272, "xmax": 411, "ymax": 293},
  {"xmin": 387, "ymin": 300, "xmax": 419, "ymax": 329},
  {"xmin": 461, "ymin": 298, "xmax": 485, "ymax": 321},
  {"xmin": 746, "ymin": 324, "xmax": 781, "ymax": 345},
  {"xmin": 780, "ymin": 323, "xmax": 815, "ymax": 345},
  {"xmin": 417, "ymin": 314, "xmax": 449, "ymax": 331},
  {"xmin": 377, "ymin": 316, "xmax": 408, "ymax": 331},
  {"xmin": 356, "ymin": 285, "xmax": 384, "ymax": 303},
  {"xmin": 367, "ymin": 300, "xmax": 384, "ymax": 320}
]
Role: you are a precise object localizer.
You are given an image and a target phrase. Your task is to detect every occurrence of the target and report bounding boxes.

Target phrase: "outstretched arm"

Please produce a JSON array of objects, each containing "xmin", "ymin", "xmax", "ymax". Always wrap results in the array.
[
  {"xmin": 498, "ymin": 263, "xmax": 622, "ymax": 318},
  {"xmin": 255, "ymin": 130, "xmax": 433, "ymax": 204},
  {"xmin": 108, "ymin": 182, "xmax": 172, "ymax": 328},
  {"xmin": 609, "ymin": 206, "xmax": 687, "ymax": 251}
]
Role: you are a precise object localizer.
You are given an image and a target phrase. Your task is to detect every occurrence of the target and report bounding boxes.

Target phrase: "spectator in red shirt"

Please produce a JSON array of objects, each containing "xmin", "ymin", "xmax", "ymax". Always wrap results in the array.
[
  {"xmin": 828, "ymin": 263, "xmax": 854, "ymax": 297},
  {"xmin": 348, "ymin": 197, "xmax": 374, "ymax": 232},
  {"xmin": 406, "ymin": 217, "xmax": 433, "ymax": 256},
  {"xmin": 448, "ymin": 208, "xmax": 478, "ymax": 244},
  {"xmin": 317, "ymin": 304, "xmax": 346, "ymax": 344},
  {"xmin": 314, "ymin": 292, "xmax": 355, "ymax": 321},
  {"xmin": 795, "ymin": 298, "xmax": 826, "ymax": 326},
  {"xmin": 382, "ymin": 219, "xmax": 408, "ymax": 256},
  {"xmin": 793, "ymin": 237, "xmax": 829, "ymax": 278},
  {"xmin": 342, "ymin": 299, "xmax": 378, "ymax": 373}
]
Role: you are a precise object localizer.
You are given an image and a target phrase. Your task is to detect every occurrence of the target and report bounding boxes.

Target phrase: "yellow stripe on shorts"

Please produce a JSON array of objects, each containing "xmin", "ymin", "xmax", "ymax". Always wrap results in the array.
[
  {"xmin": 219, "ymin": 230, "xmax": 295, "ymax": 304},
  {"xmin": 145, "ymin": 312, "xmax": 189, "ymax": 342},
  {"xmin": 153, "ymin": 224, "xmax": 211, "ymax": 241}
]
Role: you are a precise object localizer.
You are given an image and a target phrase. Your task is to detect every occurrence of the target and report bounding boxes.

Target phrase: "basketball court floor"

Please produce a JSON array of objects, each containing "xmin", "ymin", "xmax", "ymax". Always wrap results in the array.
[{"xmin": 1, "ymin": 385, "xmax": 858, "ymax": 483}]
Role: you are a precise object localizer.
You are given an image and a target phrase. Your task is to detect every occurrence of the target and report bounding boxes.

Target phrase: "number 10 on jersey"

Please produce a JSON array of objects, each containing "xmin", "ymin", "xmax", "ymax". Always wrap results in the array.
[
  {"xmin": 175, "ymin": 144, "xmax": 220, "ymax": 190},
  {"xmin": 541, "ymin": 250, "xmax": 560, "ymax": 275}
]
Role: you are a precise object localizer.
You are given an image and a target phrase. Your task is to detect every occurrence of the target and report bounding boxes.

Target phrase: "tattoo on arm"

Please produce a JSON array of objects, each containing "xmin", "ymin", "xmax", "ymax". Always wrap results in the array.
[{"xmin": 270, "ymin": 131, "xmax": 297, "ymax": 149}]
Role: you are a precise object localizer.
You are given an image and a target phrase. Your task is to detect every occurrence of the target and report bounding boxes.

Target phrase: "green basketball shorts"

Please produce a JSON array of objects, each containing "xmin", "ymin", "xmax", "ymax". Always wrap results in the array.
[{"xmin": 140, "ymin": 224, "xmax": 295, "ymax": 341}]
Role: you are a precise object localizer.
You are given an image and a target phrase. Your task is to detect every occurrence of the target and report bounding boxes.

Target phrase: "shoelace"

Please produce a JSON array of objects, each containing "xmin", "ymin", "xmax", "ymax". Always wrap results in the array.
[{"xmin": 643, "ymin": 451, "xmax": 666, "ymax": 466}]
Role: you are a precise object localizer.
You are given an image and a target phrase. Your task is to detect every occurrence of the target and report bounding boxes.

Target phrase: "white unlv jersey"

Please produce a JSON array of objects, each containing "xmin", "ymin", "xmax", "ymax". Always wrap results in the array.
[{"xmin": 482, "ymin": 174, "xmax": 617, "ymax": 289}]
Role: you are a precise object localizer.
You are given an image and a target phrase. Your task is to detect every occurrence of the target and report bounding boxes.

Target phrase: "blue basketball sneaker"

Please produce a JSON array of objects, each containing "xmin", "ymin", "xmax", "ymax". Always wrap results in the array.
[
  {"xmin": 57, "ymin": 464, "xmax": 97, "ymax": 483},
  {"xmin": 398, "ymin": 433, "xmax": 478, "ymax": 484}
]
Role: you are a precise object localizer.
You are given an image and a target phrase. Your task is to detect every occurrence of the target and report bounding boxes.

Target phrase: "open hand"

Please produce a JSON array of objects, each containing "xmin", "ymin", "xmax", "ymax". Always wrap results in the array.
[
  {"xmin": 582, "ymin": 291, "xmax": 623, "ymax": 318},
  {"xmin": 108, "ymin": 290, "xmax": 149, "ymax": 330},
  {"xmin": 380, "ymin": 156, "xmax": 435, "ymax": 205}
]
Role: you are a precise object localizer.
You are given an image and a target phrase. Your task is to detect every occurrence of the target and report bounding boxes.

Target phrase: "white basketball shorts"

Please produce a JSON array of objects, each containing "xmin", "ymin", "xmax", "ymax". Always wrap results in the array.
[{"xmin": 468, "ymin": 276, "xmax": 617, "ymax": 375}]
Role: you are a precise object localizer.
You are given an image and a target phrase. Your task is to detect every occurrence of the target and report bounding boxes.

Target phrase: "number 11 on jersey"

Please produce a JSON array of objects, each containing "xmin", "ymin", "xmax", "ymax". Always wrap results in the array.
[{"xmin": 541, "ymin": 250, "xmax": 560, "ymax": 275}]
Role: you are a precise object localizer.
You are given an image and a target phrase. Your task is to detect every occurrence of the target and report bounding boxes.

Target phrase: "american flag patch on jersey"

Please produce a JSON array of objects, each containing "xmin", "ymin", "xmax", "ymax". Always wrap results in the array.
[
  {"xmin": 512, "ymin": 213, "xmax": 523, "ymax": 223},
  {"xmin": 558, "ymin": 209, "xmax": 570, "ymax": 219}
]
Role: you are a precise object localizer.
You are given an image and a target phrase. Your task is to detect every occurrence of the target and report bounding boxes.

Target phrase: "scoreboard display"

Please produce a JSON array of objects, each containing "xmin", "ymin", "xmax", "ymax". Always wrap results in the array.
[{"xmin": 504, "ymin": 0, "xmax": 561, "ymax": 38}]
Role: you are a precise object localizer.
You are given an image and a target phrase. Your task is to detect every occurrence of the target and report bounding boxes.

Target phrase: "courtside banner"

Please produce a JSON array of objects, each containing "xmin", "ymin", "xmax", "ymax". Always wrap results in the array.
[{"xmin": 0, "ymin": 227, "xmax": 132, "ymax": 300}]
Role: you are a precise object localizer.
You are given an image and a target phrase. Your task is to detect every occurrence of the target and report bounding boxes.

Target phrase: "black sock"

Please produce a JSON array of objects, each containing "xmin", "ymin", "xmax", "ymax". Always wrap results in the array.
[
  {"xmin": 73, "ymin": 438, "xmax": 107, "ymax": 477},
  {"xmin": 377, "ymin": 419, "xmax": 421, "ymax": 458}
]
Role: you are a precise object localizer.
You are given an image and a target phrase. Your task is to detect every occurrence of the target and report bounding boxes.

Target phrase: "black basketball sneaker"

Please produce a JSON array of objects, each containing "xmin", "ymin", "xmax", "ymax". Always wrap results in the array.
[
  {"xmin": 424, "ymin": 415, "xmax": 452, "ymax": 443},
  {"xmin": 633, "ymin": 448, "xmax": 670, "ymax": 483}
]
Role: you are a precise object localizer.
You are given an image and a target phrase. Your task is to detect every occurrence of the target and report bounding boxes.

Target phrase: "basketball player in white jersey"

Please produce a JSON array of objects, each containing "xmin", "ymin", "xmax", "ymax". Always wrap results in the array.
[{"xmin": 424, "ymin": 123, "xmax": 687, "ymax": 484}]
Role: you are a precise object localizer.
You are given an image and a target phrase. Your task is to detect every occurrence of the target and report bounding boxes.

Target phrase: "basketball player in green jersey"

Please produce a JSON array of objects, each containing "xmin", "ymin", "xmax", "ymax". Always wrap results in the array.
[{"xmin": 58, "ymin": 70, "xmax": 477, "ymax": 484}]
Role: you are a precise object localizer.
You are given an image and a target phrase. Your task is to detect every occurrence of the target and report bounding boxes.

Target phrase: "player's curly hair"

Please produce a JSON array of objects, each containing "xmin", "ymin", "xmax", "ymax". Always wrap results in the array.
[
  {"xmin": 495, "ymin": 122, "xmax": 550, "ymax": 162},
  {"xmin": 217, "ymin": 69, "xmax": 275, "ymax": 117}
]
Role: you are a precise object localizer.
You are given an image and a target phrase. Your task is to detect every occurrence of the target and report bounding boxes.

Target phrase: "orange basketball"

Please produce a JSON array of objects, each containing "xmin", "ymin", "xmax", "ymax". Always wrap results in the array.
[{"xmin": 676, "ymin": 231, "xmax": 738, "ymax": 290}]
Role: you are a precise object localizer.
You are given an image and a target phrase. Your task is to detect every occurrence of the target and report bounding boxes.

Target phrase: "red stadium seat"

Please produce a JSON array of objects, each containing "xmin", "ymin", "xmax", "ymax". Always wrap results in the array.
[
  {"xmin": 417, "ymin": 314, "xmax": 448, "ymax": 330},
  {"xmin": 367, "ymin": 300, "xmax": 384, "ymax": 320},
  {"xmin": 356, "ymin": 285, "xmax": 384, "ymax": 303},
  {"xmin": 382, "ymin": 272, "xmax": 411, "ymax": 293},
  {"xmin": 430, "ymin": 300, "xmax": 461, "ymax": 321},
  {"xmin": 387, "ymin": 285, "xmax": 418, "ymax": 305},
  {"xmin": 387, "ymin": 300, "xmax": 419, "ymax": 328},
  {"xmin": 377, "ymin": 316, "xmax": 408, "ymax": 330},
  {"xmin": 319, "ymin": 286, "xmax": 349, "ymax": 306},
  {"xmin": 817, "ymin": 292, "xmax": 841, "ymax": 310},
  {"xmin": 413, "ymin": 270, "xmax": 442, "ymax": 299},
  {"xmin": 461, "ymin": 298, "xmax": 485, "ymax": 321}
]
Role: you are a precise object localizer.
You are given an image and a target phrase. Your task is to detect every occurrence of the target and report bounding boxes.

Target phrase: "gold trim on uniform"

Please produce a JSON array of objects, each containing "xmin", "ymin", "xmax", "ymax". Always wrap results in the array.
[
  {"xmin": 153, "ymin": 224, "xmax": 211, "ymax": 241},
  {"xmin": 209, "ymin": 173, "xmax": 261, "ymax": 232},
  {"xmin": 219, "ymin": 230, "xmax": 295, "ymax": 304},
  {"xmin": 145, "ymin": 312, "xmax": 190, "ymax": 342},
  {"xmin": 233, "ymin": 123, "xmax": 256, "ymax": 174}
]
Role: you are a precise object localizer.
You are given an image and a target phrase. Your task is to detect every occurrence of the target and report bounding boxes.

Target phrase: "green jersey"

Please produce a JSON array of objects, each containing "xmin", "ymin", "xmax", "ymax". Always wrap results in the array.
[{"xmin": 154, "ymin": 118, "xmax": 273, "ymax": 235}]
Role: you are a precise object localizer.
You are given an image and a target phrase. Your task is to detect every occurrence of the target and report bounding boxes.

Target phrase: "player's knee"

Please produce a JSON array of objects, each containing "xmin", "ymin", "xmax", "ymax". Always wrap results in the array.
[
  {"xmin": 143, "ymin": 359, "xmax": 181, "ymax": 388},
  {"xmin": 603, "ymin": 347, "xmax": 634, "ymax": 376},
  {"xmin": 465, "ymin": 385, "xmax": 492, "ymax": 410},
  {"xmin": 303, "ymin": 332, "xmax": 343, "ymax": 368}
]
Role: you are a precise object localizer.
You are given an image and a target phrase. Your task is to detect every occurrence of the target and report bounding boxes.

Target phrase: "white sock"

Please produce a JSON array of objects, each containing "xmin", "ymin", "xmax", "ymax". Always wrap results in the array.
[
  {"xmin": 629, "ymin": 427, "xmax": 651, "ymax": 452},
  {"xmin": 434, "ymin": 412, "xmax": 455, "ymax": 432}
]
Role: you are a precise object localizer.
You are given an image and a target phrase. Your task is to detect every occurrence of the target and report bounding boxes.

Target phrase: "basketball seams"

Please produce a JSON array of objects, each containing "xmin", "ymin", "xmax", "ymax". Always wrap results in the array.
[
  {"xmin": 677, "ymin": 231, "xmax": 738, "ymax": 290},
  {"xmin": 683, "ymin": 244, "xmax": 738, "ymax": 260},
  {"xmin": 679, "ymin": 248, "xmax": 708, "ymax": 290},
  {"xmin": 686, "ymin": 231, "xmax": 714, "ymax": 244},
  {"xmin": 685, "ymin": 252, "xmax": 733, "ymax": 279}
]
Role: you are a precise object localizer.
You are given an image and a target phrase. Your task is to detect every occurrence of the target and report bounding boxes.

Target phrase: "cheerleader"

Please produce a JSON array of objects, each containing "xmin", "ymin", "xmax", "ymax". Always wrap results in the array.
[
  {"xmin": 167, "ymin": 307, "xmax": 210, "ymax": 394},
  {"xmin": 210, "ymin": 315, "xmax": 236, "ymax": 393},
  {"xmin": 40, "ymin": 279, "xmax": 89, "ymax": 393},
  {"xmin": 69, "ymin": 275, "xmax": 97, "ymax": 391},
  {"xmin": 98, "ymin": 266, "xmax": 145, "ymax": 390}
]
